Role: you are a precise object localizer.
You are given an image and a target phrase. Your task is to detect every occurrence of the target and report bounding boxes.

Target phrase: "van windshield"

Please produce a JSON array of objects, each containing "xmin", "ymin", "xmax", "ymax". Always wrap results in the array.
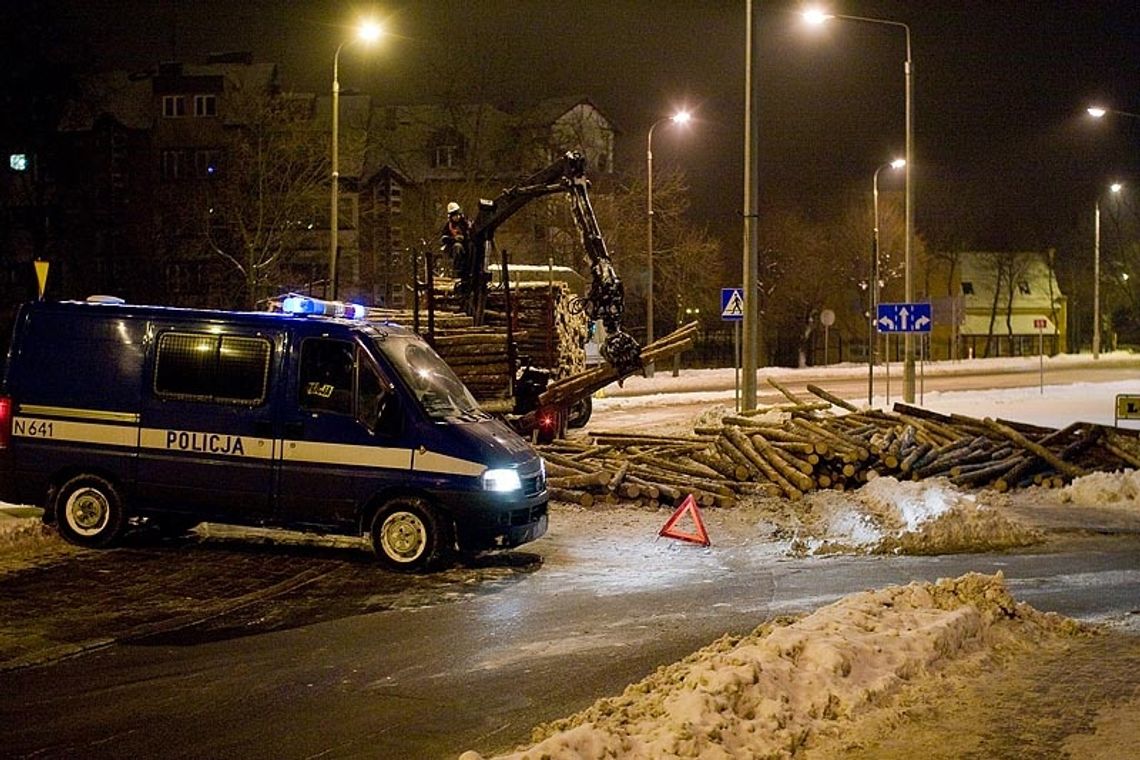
[{"xmin": 374, "ymin": 336, "xmax": 486, "ymax": 422}]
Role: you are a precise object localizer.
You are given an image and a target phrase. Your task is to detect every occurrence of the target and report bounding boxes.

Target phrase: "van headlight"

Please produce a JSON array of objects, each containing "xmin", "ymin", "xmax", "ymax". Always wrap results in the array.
[{"xmin": 482, "ymin": 468, "xmax": 522, "ymax": 492}]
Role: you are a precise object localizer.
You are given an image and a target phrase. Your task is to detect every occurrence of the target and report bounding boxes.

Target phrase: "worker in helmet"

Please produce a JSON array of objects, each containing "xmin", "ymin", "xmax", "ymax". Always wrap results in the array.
[{"xmin": 440, "ymin": 201, "xmax": 472, "ymax": 291}]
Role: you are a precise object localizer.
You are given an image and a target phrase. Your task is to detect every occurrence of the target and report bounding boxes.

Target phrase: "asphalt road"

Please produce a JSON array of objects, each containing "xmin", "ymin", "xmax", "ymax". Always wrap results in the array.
[{"xmin": 1, "ymin": 521, "xmax": 1138, "ymax": 759}]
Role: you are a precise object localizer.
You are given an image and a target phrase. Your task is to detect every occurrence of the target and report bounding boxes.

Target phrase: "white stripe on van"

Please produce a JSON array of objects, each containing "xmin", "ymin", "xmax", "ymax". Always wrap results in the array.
[
  {"xmin": 140, "ymin": 428, "xmax": 275, "ymax": 460},
  {"xmin": 413, "ymin": 449, "xmax": 487, "ymax": 477},
  {"xmin": 283, "ymin": 439, "xmax": 413, "ymax": 469},
  {"xmin": 14, "ymin": 414, "xmax": 489, "ymax": 478},
  {"xmin": 12, "ymin": 417, "xmax": 139, "ymax": 447}
]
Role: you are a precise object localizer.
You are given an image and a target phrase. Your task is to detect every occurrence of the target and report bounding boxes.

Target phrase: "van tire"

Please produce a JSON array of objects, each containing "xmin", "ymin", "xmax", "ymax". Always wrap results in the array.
[
  {"xmin": 54, "ymin": 475, "xmax": 127, "ymax": 548},
  {"xmin": 369, "ymin": 497, "xmax": 451, "ymax": 572}
]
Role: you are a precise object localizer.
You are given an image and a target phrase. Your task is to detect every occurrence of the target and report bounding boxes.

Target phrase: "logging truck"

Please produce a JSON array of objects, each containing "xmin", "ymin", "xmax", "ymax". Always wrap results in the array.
[{"xmin": 392, "ymin": 151, "xmax": 700, "ymax": 442}]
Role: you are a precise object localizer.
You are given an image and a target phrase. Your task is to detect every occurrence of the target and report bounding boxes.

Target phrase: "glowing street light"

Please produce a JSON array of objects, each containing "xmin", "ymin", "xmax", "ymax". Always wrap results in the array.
[
  {"xmin": 329, "ymin": 20, "xmax": 383, "ymax": 299},
  {"xmin": 868, "ymin": 157, "xmax": 905, "ymax": 404},
  {"xmin": 1087, "ymin": 105, "xmax": 1140, "ymax": 120},
  {"xmin": 1094, "ymin": 182, "xmax": 1123, "ymax": 359},
  {"xmin": 646, "ymin": 109, "xmax": 692, "ymax": 376},
  {"xmin": 803, "ymin": 6, "xmax": 916, "ymax": 402}
]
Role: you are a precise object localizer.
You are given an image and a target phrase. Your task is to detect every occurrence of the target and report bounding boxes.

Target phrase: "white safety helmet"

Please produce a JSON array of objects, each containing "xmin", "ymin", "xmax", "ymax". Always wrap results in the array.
[{"xmin": 446, "ymin": 202, "xmax": 461, "ymax": 215}]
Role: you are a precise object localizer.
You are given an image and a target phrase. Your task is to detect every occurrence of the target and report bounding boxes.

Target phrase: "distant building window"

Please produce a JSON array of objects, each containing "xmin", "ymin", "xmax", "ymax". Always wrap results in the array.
[
  {"xmin": 1017, "ymin": 280, "xmax": 1031, "ymax": 295},
  {"xmin": 429, "ymin": 127, "xmax": 466, "ymax": 169},
  {"xmin": 9, "ymin": 154, "xmax": 27, "ymax": 172},
  {"xmin": 161, "ymin": 150, "xmax": 186, "ymax": 180},
  {"xmin": 195, "ymin": 149, "xmax": 221, "ymax": 178},
  {"xmin": 194, "ymin": 95, "xmax": 217, "ymax": 117},
  {"xmin": 433, "ymin": 144, "xmax": 460, "ymax": 169},
  {"xmin": 961, "ymin": 281, "xmax": 975, "ymax": 295},
  {"xmin": 162, "ymin": 95, "xmax": 187, "ymax": 118}
]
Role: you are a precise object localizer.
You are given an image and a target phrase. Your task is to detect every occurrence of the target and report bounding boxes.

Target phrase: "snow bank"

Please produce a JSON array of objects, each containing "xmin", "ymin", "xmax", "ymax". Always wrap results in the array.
[
  {"xmin": 1059, "ymin": 469, "xmax": 1140, "ymax": 508},
  {"xmin": 788, "ymin": 477, "xmax": 1042, "ymax": 556},
  {"xmin": 461, "ymin": 573, "xmax": 1084, "ymax": 760}
]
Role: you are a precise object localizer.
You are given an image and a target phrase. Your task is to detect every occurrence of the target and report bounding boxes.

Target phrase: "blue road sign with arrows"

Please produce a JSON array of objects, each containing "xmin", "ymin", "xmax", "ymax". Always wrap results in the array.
[
  {"xmin": 721, "ymin": 288, "xmax": 744, "ymax": 322},
  {"xmin": 876, "ymin": 302, "xmax": 932, "ymax": 333}
]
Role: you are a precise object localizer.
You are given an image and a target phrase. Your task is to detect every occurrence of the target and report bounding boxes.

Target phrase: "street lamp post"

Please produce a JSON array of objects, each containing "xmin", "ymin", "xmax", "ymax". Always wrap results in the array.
[
  {"xmin": 804, "ymin": 8, "xmax": 915, "ymax": 401},
  {"xmin": 330, "ymin": 21, "xmax": 382, "ymax": 300},
  {"xmin": 869, "ymin": 158, "xmax": 905, "ymax": 404},
  {"xmin": 1094, "ymin": 182, "xmax": 1123, "ymax": 359},
  {"xmin": 645, "ymin": 109, "xmax": 691, "ymax": 376}
]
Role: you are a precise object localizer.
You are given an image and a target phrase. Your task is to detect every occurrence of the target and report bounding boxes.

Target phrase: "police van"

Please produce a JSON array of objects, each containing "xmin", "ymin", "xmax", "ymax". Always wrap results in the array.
[{"xmin": 0, "ymin": 296, "xmax": 548, "ymax": 571}]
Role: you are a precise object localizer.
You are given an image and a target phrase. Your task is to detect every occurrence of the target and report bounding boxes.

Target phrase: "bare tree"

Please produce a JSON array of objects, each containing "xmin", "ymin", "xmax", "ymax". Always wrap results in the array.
[{"xmin": 198, "ymin": 92, "xmax": 334, "ymax": 307}]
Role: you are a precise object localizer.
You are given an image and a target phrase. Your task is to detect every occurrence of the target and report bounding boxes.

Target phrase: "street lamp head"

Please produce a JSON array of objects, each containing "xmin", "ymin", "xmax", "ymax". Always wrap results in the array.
[
  {"xmin": 357, "ymin": 20, "xmax": 383, "ymax": 43},
  {"xmin": 1087, "ymin": 106, "xmax": 1107, "ymax": 119},
  {"xmin": 890, "ymin": 158, "xmax": 906, "ymax": 169},
  {"xmin": 1110, "ymin": 182, "xmax": 1123, "ymax": 193},
  {"xmin": 802, "ymin": 7, "xmax": 833, "ymax": 25},
  {"xmin": 671, "ymin": 110, "xmax": 692, "ymax": 126}
]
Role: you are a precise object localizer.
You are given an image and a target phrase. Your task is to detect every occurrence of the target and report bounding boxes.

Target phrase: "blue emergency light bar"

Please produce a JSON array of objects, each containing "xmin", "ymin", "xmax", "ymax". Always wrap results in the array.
[{"xmin": 280, "ymin": 296, "xmax": 366, "ymax": 320}]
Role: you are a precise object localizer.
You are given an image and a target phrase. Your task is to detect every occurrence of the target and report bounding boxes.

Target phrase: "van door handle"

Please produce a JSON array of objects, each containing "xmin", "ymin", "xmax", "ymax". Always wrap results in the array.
[{"xmin": 284, "ymin": 422, "xmax": 304, "ymax": 438}]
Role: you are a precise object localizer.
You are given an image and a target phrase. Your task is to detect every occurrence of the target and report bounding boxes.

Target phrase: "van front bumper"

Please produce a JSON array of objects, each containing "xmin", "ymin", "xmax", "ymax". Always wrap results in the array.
[{"xmin": 449, "ymin": 490, "xmax": 549, "ymax": 552}]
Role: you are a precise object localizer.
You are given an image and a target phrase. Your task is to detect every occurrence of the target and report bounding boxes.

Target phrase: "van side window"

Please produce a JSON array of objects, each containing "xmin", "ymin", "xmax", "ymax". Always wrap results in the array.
[
  {"xmin": 155, "ymin": 331, "xmax": 271, "ymax": 405},
  {"xmin": 299, "ymin": 339, "xmax": 354, "ymax": 415}
]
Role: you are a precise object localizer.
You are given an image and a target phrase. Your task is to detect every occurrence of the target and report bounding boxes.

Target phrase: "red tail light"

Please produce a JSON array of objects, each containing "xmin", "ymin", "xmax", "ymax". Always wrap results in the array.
[{"xmin": 0, "ymin": 396, "xmax": 10, "ymax": 449}]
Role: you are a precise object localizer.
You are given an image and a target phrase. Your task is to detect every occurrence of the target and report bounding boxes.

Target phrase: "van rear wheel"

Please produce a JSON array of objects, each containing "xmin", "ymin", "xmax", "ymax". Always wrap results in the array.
[
  {"xmin": 54, "ymin": 474, "xmax": 127, "ymax": 548},
  {"xmin": 369, "ymin": 497, "xmax": 452, "ymax": 572}
]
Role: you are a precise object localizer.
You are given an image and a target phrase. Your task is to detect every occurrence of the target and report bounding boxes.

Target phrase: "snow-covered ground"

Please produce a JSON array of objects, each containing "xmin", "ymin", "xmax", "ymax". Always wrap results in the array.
[{"xmin": 458, "ymin": 370, "xmax": 1140, "ymax": 760}]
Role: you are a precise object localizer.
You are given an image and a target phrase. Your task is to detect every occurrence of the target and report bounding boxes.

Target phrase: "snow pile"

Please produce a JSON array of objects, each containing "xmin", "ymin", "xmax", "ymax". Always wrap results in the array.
[
  {"xmin": 790, "ymin": 477, "xmax": 1042, "ymax": 555},
  {"xmin": 1059, "ymin": 469, "xmax": 1140, "ymax": 508},
  {"xmin": 0, "ymin": 515, "xmax": 50, "ymax": 544},
  {"xmin": 461, "ymin": 573, "xmax": 1084, "ymax": 760}
]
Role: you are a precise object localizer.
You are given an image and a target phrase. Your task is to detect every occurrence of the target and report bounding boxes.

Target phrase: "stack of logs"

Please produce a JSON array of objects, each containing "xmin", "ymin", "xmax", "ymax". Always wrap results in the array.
[
  {"xmin": 368, "ymin": 307, "xmax": 515, "ymax": 400},
  {"xmin": 539, "ymin": 378, "xmax": 1140, "ymax": 508},
  {"xmin": 431, "ymin": 279, "xmax": 588, "ymax": 380},
  {"xmin": 369, "ymin": 279, "xmax": 588, "ymax": 400}
]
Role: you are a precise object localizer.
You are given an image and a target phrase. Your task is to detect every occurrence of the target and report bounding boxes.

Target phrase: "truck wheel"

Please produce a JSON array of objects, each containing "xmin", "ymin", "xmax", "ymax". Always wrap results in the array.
[
  {"xmin": 54, "ymin": 474, "xmax": 127, "ymax": 548},
  {"xmin": 567, "ymin": 395, "xmax": 593, "ymax": 428},
  {"xmin": 369, "ymin": 497, "xmax": 452, "ymax": 572}
]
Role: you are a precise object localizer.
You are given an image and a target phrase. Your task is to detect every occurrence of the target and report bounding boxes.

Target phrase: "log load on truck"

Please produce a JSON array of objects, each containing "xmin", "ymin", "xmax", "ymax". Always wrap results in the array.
[{"xmin": 374, "ymin": 151, "xmax": 697, "ymax": 441}]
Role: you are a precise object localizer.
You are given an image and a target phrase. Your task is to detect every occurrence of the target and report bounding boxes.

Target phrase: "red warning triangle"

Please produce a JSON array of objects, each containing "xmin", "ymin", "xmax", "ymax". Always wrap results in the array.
[{"xmin": 658, "ymin": 494, "xmax": 711, "ymax": 546}]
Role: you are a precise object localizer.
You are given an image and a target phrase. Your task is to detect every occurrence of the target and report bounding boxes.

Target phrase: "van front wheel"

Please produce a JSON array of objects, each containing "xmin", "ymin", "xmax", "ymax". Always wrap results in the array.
[
  {"xmin": 369, "ymin": 497, "xmax": 452, "ymax": 572},
  {"xmin": 54, "ymin": 475, "xmax": 127, "ymax": 548}
]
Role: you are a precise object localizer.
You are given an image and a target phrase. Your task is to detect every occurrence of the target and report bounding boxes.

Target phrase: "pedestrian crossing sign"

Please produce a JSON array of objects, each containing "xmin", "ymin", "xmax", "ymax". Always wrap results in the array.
[{"xmin": 721, "ymin": 288, "xmax": 744, "ymax": 321}]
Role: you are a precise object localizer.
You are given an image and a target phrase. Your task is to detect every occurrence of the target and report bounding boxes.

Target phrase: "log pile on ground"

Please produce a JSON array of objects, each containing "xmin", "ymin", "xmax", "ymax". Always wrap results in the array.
[{"xmin": 539, "ymin": 378, "xmax": 1140, "ymax": 508}]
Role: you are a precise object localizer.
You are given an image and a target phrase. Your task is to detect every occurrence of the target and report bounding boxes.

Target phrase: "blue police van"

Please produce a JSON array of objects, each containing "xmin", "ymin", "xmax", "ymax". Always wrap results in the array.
[{"xmin": 0, "ymin": 297, "xmax": 548, "ymax": 571}]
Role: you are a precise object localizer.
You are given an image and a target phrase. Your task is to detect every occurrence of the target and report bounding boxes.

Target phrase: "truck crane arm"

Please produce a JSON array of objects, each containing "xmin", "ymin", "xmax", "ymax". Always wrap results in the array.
[{"xmin": 463, "ymin": 151, "xmax": 642, "ymax": 373}]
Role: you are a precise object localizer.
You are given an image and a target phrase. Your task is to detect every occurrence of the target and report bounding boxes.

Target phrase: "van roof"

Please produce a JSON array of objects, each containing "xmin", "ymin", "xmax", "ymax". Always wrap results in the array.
[{"xmin": 23, "ymin": 300, "xmax": 422, "ymax": 340}]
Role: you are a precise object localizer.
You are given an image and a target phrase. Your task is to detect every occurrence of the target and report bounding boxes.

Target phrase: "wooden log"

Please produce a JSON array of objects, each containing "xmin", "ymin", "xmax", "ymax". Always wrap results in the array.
[
  {"xmin": 548, "ymin": 487, "xmax": 594, "ymax": 507},
  {"xmin": 722, "ymin": 428, "xmax": 803, "ymax": 499},
  {"xmin": 607, "ymin": 462, "xmax": 630, "ymax": 492},
  {"xmin": 716, "ymin": 437, "xmax": 761, "ymax": 481},
  {"xmin": 691, "ymin": 448, "xmax": 742, "ymax": 481},
  {"xmin": 548, "ymin": 472, "xmax": 610, "ymax": 489},
  {"xmin": 982, "ymin": 418, "xmax": 1088, "ymax": 479},
  {"xmin": 766, "ymin": 377, "xmax": 808, "ymax": 405},
  {"xmin": 805, "ymin": 384, "xmax": 859, "ymax": 412}
]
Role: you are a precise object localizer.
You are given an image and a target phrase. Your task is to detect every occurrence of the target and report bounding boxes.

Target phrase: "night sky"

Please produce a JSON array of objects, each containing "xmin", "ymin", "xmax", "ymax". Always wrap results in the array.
[{"xmin": 15, "ymin": 0, "xmax": 1140, "ymax": 254}]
